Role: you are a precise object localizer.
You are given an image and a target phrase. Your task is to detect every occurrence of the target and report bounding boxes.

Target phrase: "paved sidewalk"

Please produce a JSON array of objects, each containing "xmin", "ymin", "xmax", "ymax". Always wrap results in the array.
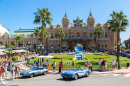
[{"xmin": 113, "ymin": 67, "xmax": 130, "ymax": 74}]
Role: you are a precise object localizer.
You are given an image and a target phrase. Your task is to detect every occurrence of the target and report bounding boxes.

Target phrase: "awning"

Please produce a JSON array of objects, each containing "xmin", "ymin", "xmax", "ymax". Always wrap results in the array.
[{"xmin": 36, "ymin": 55, "xmax": 54, "ymax": 58}]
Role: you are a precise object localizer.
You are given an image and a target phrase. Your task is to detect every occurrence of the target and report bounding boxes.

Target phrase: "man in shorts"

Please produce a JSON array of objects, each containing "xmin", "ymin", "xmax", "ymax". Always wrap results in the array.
[{"xmin": 112, "ymin": 59, "xmax": 116, "ymax": 71}]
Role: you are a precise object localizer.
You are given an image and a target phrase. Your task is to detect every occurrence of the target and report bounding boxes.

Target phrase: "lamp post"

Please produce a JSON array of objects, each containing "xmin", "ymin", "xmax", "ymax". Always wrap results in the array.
[
  {"xmin": 115, "ymin": 41, "xmax": 121, "ymax": 69},
  {"xmin": 117, "ymin": 41, "xmax": 121, "ymax": 69},
  {"xmin": 38, "ymin": 42, "xmax": 44, "ymax": 66}
]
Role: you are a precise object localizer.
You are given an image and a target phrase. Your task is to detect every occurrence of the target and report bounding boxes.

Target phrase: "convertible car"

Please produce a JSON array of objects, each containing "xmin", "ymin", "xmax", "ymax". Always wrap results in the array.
[
  {"xmin": 61, "ymin": 68, "xmax": 91, "ymax": 80},
  {"xmin": 20, "ymin": 66, "xmax": 48, "ymax": 78}
]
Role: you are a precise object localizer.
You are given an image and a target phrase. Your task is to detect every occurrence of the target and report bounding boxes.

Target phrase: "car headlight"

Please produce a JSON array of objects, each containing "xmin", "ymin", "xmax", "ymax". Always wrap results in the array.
[{"xmin": 61, "ymin": 72, "xmax": 64, "ymax": 74}]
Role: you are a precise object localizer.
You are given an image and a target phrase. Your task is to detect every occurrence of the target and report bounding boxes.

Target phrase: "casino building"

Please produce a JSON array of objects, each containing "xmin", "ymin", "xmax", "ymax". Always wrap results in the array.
[{"xmin": 0, "ymin": 11, "xmax": 117, "ymax": 52}]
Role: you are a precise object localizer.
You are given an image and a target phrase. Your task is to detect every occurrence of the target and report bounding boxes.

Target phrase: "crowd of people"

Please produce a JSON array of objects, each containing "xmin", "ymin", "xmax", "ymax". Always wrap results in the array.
[
  {"xmin": 33, "ymin": 59, "xmax": 117, "ymax": 73},
  {"xmin": 0, "ymin": 60, "xmax": 21, "ymax": 80}
]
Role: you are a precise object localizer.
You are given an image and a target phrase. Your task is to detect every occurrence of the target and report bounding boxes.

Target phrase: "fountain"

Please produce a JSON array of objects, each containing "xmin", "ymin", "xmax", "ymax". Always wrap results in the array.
[{"xmin": 68, "ymin": 44, "xmax": 90, "ymax": 60}]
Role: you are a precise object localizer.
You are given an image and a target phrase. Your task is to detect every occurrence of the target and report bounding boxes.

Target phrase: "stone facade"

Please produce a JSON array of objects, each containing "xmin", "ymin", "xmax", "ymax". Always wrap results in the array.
[{"xmin": 0, "ymin": 11, "xmax": 117, "ymax": 52}]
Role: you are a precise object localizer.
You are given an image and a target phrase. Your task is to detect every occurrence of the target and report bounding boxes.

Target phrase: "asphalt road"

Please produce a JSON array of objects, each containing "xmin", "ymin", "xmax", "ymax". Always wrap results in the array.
[{"xmin": 1, "ymin": 73, "xmax": 130, "ymax": 86}]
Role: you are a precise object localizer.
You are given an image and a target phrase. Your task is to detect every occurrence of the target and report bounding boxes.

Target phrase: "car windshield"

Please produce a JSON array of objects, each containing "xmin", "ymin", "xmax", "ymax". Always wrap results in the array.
[{"xmin": 32, "ymin": 66, "xmax": 43, "ymax": 70}]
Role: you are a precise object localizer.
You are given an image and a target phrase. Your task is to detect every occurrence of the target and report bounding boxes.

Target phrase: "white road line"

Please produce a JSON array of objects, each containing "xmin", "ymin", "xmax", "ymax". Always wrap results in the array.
[
  {"xmin": 113, "ymin": 74, "xmax": 120, "ymax": 76},
  {"xmin": 95, "ymin": 71, "xmax": 113, "ymax": 74},
  {"xmin": 124, "ymin": 74, "xmax": 130, "ymax": 77},
  {"xmin": 1, "ymin": 77, "xmax": 11, "ymax": 86}
]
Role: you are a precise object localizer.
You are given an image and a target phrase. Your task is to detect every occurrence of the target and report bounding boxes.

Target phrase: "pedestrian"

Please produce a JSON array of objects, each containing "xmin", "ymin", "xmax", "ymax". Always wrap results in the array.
[
  {"xmin": 1, "ymin": 64, "xmax": 5, "ymax": 79},
  {"xmin": 15, "ymin": 64, "xmax": 20, "ymax": 79},
  {"xmin": 0, "ymin": 62, "xmax": 2, "ymax": 77},
  {"xmin": 112, "ymin": 59, "xmax": 116, "ymax": 71},
  {"xmin": 8, "ymin": 60, "xmax": 11, "ymax": 69},
  {"xmin": 72, "ymin": 61, "xmax": 74, "ymax": 68},
  {"xmin": 101, "ymin": 60, "xmax": 106, "ymax": 69},
  {"xmin": 4, "ymin": 61, "xmax": 8, "ymax": 77},
  {"xmin": 98, "ymin": 60, "xmax": 102, "ymax": 69},
  {"xmin": 87, "ymin": 61, "xmax": 92, "ymax": 72},
  {"xmin": 34, "ymin": 60, "xmax": 37, "ymax": 66},
  {"xmin": 47, "ymin": 60, "xmax": 50, "ymax": 70},
  {"xmin": 67, "ymin": 61, "xmax": 70, "ymax": 68},
  {"xmin": 37, "ymin": 59, "xmax": 40, "ymax": 66},
  {"xmin": 59, "ymin": 62, "xmax": 62, "ymax": 73},
  {"xmin": 11, "ymin": 65, "xmax": 15, "ymax": 80},
  {"xmin": 53, "ymin": 61, "xmax": 56, "ymax": 72},
  {"xmin": 105, "ymin": 60, "xmax": 107, "ymax": 71},
  {"xmin": 44, "ymin": 60, "xmax": 47, "ymax": 68},
  {"xmin": 85, "ymin": 63, "xmax": 88, "ymax": 69}
]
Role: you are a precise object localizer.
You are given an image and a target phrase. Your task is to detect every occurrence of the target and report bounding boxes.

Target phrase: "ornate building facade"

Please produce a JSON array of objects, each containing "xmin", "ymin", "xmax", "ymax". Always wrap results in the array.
[{"xmin": 0, "ymin": 11, "xmax": 117, "ymax": 52}]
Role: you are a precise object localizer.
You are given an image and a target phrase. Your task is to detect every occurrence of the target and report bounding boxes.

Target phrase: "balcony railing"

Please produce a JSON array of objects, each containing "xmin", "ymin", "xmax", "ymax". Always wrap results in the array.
[{"xmin": 96, "ymin": 37, "xmax": 110, "ymax": 40}]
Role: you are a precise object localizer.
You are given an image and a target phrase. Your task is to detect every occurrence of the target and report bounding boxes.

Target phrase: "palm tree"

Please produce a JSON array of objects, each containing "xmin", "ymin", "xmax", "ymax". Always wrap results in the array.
[
  {"xmin": 94, "ymin": 26, "xmax": 104, "ymax": 49},
  {"xmin": 34, "ymin": 26, "xmax": 42, "ymax": 42},
  {"xmin": 44, "ymin": 29, "xmax": 51, "ymax": 55},
  {"xmin": 107, "ymin": 11, "xmax": 128, "ymax": 69},
  {"xmin": 34, "ymin": 8, "xmax": 52, "ymax": 55},
  {"xmin": 124, "ymin": 40, "xmax": 129, "ymax": 49},
  {"xmin": 55, "ymin": 28, "xmax": 65, "ymax": 52},
  {"xmin": 14, "ymin": 35, "xmax": 24, "ymax": 47}
]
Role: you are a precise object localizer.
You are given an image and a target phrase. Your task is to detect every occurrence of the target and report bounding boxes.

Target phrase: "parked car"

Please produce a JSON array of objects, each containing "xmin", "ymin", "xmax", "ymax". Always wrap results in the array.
[
  {"xmin": 122, "ymin": 51, "xmax": 129, "ymax": 57},
  {"xmin": 126, "ymin": 54, "xmax": 130, "ymax": 58},
  {"xmin": 107, "ymin": 51, "xmax": 114, "ymax": 55},
  {"xmin": 20, "ymin": 66, "xmax": 48, "ymax": 78},
  {"xmin": 61, "ymin": 68, "xmax": 91, "ymax": 80}
]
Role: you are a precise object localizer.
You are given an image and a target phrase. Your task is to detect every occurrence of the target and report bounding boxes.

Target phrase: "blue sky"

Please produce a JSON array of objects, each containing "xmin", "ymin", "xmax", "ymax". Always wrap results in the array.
[{"xmin": 0, "ymin": 0, "xmax": 130, "ymax": 42}]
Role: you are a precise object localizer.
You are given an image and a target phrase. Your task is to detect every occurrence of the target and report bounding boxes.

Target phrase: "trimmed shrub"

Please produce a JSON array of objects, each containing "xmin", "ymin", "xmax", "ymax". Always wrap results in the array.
[
  {"xmin": 69, "ymin": 56, "xmax": 74, "ymax": 60},
  {"xmin": 12, "ymin": 56, "xmax": 18, "ymax": 61},
  {"xmin": 54, "ymin": 56, "xmax": 64, "ymax": 59},
  {"xmin": 94, "ymin": 56, "xmax": 111, "ymax": 59}
]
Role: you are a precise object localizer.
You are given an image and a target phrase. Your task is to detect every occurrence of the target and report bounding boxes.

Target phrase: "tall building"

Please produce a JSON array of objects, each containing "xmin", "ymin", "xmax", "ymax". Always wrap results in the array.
[{"xmin": 0, "ymin": 11, "xmax": 117, "ymax": 52}]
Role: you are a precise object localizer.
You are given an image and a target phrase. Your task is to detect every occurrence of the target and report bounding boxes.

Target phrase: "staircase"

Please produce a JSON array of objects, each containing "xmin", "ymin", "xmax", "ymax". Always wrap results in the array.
[{"xmin": 74, "ymin": 54, "xmax": 83, "ymax": 60}]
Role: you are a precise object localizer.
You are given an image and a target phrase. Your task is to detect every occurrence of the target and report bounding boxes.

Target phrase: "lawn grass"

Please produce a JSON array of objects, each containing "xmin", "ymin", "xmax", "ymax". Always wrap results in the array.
[{"xmin": 29, "ymin": 53, "xmax": 130, "ymax": 69}]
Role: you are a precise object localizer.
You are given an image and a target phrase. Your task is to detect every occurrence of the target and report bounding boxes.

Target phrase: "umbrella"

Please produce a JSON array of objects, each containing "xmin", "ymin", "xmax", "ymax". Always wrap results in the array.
[
  {"xmin": 13, "ymin": 50, "xmax": 28, "ymax": 53},
  {"xmin": 36, "ymin": 55, "xmax": 54, "ymax": 58}
]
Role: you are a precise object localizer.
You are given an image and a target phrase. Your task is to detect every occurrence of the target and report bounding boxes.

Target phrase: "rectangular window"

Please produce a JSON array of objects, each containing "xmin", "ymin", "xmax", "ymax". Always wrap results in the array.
[
  {"xmin": 105, "ymin": 43, "xmax": 107, "ymax": 47},
  {"xmin": 98, "ymin": 44, "xmax": 100, "ymax": 48},
  {"xmin": 83, "ymin": 33, "xmax": 86, "ymax": 37},
  {"xmin": 50, "ymin": 33, "xmax": 53, "ymax": 38},
  {"xmin": 105, "ymin": 32, "xmax": 107, "ymax": 37},
  {"xmin": 90, "ymin": 33, "xmax": 92, "ymax": 37},
  {"xmin": 70, "ymin": 33, "xmax": 73, "ymax": 38},
  {"xmin": 77, "ymin": 33, "xmax": 80, "ymax": 38}
]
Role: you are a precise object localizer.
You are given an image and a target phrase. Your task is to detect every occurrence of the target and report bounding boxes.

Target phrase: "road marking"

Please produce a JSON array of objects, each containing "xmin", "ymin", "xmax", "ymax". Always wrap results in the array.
[
  {"xmin": 124, "ymin": 74, "xmax": 130, "ymax": 77},
  {"xmin": 95, "ymin": 71, "xmax": 113, "ymax": 74},
  {"xmin": 113, "ymin": 74, "xmax": 120, "ymax": 76},
  {"xmin": 0, "ymin": 77, "xmax": 11, "ymax": 86}
]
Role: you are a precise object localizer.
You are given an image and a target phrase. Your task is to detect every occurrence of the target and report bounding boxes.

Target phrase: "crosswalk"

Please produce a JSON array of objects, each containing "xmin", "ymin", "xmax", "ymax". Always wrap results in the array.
[{"xmin": 92, "ymin": 74, "xmax": 130, "ymax": 77}]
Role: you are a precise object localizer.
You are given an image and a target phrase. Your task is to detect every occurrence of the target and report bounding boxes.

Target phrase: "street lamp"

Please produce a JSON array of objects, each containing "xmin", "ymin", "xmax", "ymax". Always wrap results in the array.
[
  {"xmin": 38, "ymin": 42, "xmax": 44, "ymax": 56},
  {"xmin": 117, "ymin": 41, "xmax": 121, "ymax": 69},
  {"xmin": 38, "ymin": 42, "xmax": 44, "ymax": 66}
]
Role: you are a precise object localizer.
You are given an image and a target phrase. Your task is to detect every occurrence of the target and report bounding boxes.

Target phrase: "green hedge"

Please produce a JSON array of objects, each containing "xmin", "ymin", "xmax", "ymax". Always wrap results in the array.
[{"xmin": 12, "ymin": 56, "xmax": 18, "ymax": 61}]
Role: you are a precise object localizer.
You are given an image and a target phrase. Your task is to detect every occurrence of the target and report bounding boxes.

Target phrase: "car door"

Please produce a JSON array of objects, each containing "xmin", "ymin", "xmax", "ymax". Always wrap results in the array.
[{"xmin": 78, "ymin": 69, "xmax": 85, "ymax": 77}]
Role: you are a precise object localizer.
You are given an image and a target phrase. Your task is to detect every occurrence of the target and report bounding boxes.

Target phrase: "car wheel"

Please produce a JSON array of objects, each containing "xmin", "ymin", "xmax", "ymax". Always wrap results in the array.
[
  {"xmin": 29, "ymin": 74, "xmax": 34, "ymax": 78},
  {"xmin": 74, "ymin": 74, "xmax": 78, "ymax": 80},
  {"xmin": 43, "ymin": 71, "xmax": 47, "ymax": 75},
  {"xmin": 86, "ymin": 72, "xmax": 89, "ymax": 77}
]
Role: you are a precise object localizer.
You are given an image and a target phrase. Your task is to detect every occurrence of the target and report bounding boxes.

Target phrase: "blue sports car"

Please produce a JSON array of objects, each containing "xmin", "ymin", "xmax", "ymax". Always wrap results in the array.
[
  {"xmin": 61, "ymin": 68, "xmax": 91, "ymax": 80},
  {"xmin": 20, "ymin": 66, "xmax": 48, "ymax": 78}
]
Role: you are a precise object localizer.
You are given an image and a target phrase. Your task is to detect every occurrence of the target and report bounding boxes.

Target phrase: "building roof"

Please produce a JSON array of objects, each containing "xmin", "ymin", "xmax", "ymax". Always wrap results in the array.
[
  {"xmin": 14, "ymin": 28, "xmax": 35, "ymax": 33},
  {"xmin": 0, "ymin": 24, "xmax": 9, "ymax": 36}
]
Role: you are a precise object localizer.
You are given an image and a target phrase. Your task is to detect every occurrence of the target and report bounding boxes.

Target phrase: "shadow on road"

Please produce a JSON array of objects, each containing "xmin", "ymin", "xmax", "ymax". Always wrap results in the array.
[{"xmin": 56, "ymin": 78, "xmax": 74, "ymax": 82}]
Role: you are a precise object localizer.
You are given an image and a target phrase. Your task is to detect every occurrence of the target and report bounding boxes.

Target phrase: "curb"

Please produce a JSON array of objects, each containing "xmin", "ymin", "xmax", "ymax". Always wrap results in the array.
[{"xmin": 122, "ymin": 72, "xmax": 130, "ymax": 74}]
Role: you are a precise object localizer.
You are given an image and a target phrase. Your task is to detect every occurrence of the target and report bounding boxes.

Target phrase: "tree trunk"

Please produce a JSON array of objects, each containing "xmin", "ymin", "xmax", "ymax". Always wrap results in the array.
[
  {"xmin": 60, "ymin": 38, "xmax": 61, "ymax": 53},
  {"xmin": 42, "ymin": 21, "xmax": 44, "ymax": 55},
  {"xmin": 117, "ymin": 27, "xmax": 120, "ymax": 69},
  {"xmin": 46, "ymin": 38, "xmax": 48, "ymax": 55}
]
